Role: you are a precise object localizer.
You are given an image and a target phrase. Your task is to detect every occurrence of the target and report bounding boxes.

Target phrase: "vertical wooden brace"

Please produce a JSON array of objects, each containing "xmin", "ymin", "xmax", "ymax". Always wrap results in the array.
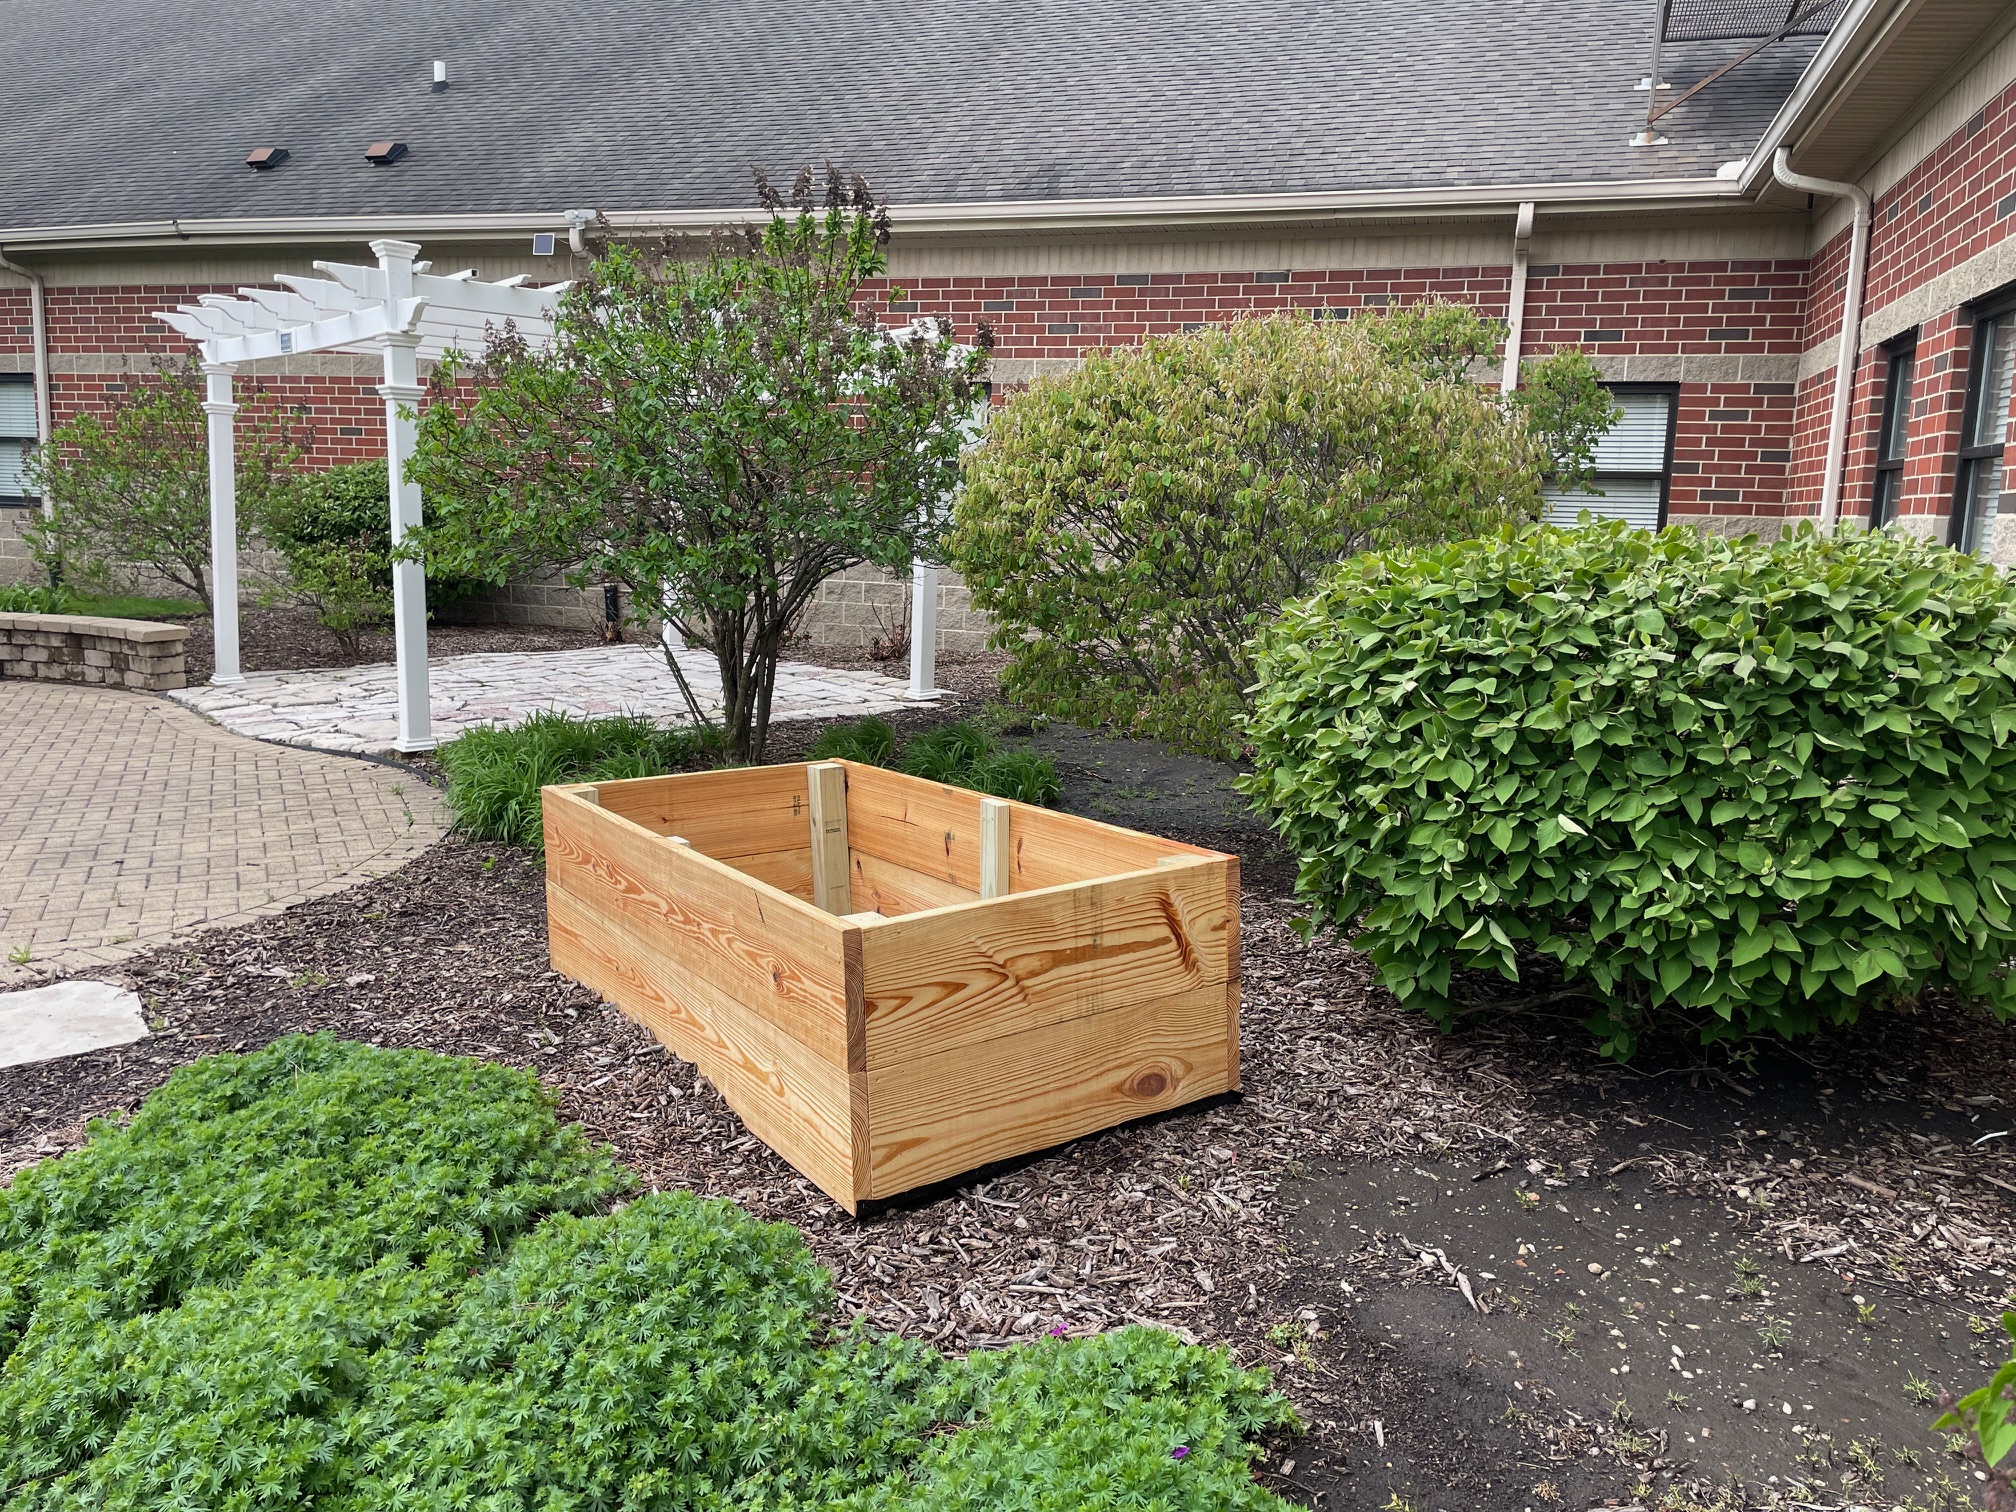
[
  {"xmin": 978, "ymin": 796, "xmax": 1010, "ymax": 900},
  {"xmin": 808, "ymin": 762, "xmax": 851, "ymax": 914}
]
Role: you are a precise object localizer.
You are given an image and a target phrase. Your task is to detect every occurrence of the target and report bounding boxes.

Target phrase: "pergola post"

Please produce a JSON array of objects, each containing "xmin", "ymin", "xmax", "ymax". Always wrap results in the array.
[
  {"xmin": 200, "ymin": 361, "xmax": 243, "ymax": 683},
  {"xmin": 907, "ymin": 558, "xmax": 937, "ymax": 699},
  {"xmin": 372, "ymin": 237, "xmax": 433, "ymax": 753}
]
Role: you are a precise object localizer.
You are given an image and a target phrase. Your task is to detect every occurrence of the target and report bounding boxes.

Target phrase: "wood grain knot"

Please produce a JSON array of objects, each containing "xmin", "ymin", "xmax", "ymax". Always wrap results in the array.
[{"xmin": 1125, "ymin": 1063, "xmax": 1173, "ymax": 1100}]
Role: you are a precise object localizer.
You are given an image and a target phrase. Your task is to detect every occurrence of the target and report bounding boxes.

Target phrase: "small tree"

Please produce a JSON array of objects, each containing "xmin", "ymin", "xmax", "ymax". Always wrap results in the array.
[
  {"xmin": 408, "ymin": 167, "xmax": 991, "ymax": 762},
  {"xmin": 25, "ymin": 357, "xmax": 297, "ymax": 612},
  {"xmin": 945, "ymin": 306, "xmax": 1616, "ymax": 759}
]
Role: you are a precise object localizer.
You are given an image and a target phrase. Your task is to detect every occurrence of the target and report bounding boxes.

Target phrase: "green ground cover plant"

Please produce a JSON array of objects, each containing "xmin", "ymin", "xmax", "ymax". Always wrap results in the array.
[
  {"xmin": 947, "ymin": 305, "xmax": 1615, "ymax": 759},
  {"xmin": 0, "ymin": 1036, "xmax": 1296, "ymax": 1511},
  {"xmin": 67, "ymin": 593, "xmax": 203, "ymax": 620},
  {"xmin": 439, "ymin": 709, "xmax": 702, "ymax": 848},
  {"xmin": 1243, "ymin": 520, "xmax": 2016, "ymax": 1056},
  {"xmin": 813, "ymin": 716, "xmax": 1062, "ymax": 805}
]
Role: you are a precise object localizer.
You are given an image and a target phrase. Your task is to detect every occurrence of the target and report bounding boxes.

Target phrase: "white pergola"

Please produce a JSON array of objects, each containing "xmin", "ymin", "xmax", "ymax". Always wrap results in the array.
[
  {"xmin": 160, "ymin": 240, "xmax": 950, "ymax": 752},
  {"xmin": 156, "ymin": 240, "xmax": 572, "ymax": 751}
]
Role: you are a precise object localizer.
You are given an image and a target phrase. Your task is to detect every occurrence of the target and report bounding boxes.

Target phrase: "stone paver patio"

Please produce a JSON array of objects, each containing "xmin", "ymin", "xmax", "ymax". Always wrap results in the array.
[
  {"xmin": 170, "ymin": 644, "xmax": 928, "ymax": 754},
  {"xmin": 0, "ymin": 682, "xmax": 445, "ymax": 988}
]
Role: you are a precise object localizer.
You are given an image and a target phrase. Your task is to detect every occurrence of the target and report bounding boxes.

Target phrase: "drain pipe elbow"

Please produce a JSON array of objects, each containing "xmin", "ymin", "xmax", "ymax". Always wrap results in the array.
[{"xmin": 1772, "ymin": 147, "xmax": 1872, "ymax": 534}]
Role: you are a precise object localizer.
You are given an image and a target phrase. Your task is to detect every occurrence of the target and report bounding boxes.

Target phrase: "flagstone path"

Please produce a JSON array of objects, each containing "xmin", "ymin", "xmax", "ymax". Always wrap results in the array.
[{"xmin": 170, "ymin": 644, "xmax": 927, "ymax": 754}]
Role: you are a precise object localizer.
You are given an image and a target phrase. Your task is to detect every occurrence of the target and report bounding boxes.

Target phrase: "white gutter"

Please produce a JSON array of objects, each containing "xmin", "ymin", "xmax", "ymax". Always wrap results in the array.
[
  {"xmin": 1737, "ymin": 0, "xmax": 1902, "ymax": 194},
  {"xmin": 1500, "ymin": 201, "xmax": 1536, "ymax": 393},
  {"xmin": 0, "ymin": 175, "xmax": 1747, "ymax": 252},
  {"xmin": 1772, "ymin": 148, "xmax": 1871, "ymax": 531},
  {"xmin": 0, "ymin": 245, "xmax": 53, "ymax": 518}
]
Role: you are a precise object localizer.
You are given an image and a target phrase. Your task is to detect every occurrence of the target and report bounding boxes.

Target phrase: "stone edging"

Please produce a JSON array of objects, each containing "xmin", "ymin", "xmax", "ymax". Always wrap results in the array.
[{"xmin": 0, "ymin": 612, "xmax": 189, "ymax": 691}]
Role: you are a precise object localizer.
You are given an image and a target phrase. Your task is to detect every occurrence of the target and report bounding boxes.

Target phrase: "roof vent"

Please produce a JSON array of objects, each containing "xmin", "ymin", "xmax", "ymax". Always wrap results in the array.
[
  {"xmin": 364, "ymin": 140, "xmax": 409, "ymax": 165},
  {"xmin": 431, "ymin": 60, "xmax": 448, "ymax": 92},
  {"xmin": 245, "ymin": 147, "xmax": 291, "ymax": 171}
]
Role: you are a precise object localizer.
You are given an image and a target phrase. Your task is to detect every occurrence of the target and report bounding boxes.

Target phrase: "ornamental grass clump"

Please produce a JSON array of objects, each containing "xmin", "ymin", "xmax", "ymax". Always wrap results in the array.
[
  {"xmin": 1242, "ymin": 520, "xmax": 2016, "ymax": 1056},
  {"xmin": 439, "ymin": 709, "xmax": 701, "ymax": 847}
]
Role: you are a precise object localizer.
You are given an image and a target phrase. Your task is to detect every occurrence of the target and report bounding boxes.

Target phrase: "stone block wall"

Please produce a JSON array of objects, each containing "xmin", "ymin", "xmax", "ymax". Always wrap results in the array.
[
  {"xmin": 798, "ymin": 564, "xmax": 991, "ymax": 656},
  {"xmin": 0, "ymin": 612, "xmax": 188, "ymax": 689},
  {"xmin": 0, "ymin": 506, "xmax": 37, "ymax": 587}
]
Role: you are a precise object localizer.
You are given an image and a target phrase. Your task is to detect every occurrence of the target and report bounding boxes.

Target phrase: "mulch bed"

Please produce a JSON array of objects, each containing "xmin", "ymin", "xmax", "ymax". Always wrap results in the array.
[
  {"xmin": 5, "ymin": 681, "xmax": 2013, "ymax": 1511},
  {"xmin": 180, "ymin": 605, "xmax": 609, "ymax": 683}
]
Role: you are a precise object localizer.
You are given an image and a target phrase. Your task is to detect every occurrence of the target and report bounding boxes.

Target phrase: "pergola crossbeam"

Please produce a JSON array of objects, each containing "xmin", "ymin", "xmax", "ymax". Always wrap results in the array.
[{"xmin": 154, "ymin": 239, "xmax": 571, "ymax": 751}]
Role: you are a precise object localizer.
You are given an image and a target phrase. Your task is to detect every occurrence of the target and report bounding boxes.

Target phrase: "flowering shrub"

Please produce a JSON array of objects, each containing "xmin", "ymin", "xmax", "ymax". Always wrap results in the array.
[{"xmin": 1243, "ymin": 521, "xmax": 2016, "ymax": 1055}]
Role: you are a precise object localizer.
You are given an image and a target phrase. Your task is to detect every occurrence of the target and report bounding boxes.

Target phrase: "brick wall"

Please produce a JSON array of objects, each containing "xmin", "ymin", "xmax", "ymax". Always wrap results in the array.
[{"xmin": 1787, "ymin": 72, "xmax": 2016, "ymax": 540}]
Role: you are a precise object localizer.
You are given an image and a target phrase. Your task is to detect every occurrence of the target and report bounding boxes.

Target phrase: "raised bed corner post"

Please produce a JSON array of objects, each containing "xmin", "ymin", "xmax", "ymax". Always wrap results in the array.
[
  {"xmin": 807, "ymin": 761, "xmax": 852, "ymax": 913},
  {"xmin": 200, "ymin": 361, "xmax": 243, "ymax": 683},
  {"xmin": 371, "ymin": 237, "xmax": 434, "ymax": 754}
]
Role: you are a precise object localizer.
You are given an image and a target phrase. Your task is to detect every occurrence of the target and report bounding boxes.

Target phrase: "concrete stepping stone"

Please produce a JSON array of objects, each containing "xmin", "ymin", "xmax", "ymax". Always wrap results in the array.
[{"xmin": 0, "ymin": 980, "xmax": 150, "ymax": 1068}]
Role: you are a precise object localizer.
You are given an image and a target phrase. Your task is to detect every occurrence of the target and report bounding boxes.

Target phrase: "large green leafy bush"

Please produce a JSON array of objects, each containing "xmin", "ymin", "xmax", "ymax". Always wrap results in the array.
[
  {"xmin": 946, "ymin": 306, "xmax": 1615, "ymax": 759},
  {"xmin": 1243, "ymin": 521, "xmax": 2016, "ymax": 1055},
  {"xmin": 0, "ymin": 1037, "xmax": 1295, "ymax": 1510}
]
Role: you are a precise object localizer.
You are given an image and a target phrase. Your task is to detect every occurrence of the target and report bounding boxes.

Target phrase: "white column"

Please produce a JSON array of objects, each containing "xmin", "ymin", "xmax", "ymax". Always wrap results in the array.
[
  {"xmin": 201, "ymin": 360, "xmax": 243, "ymax": 683},
  {"xmin": 373, "ymin": 237, "xmax": 433, "ymax": 752},
  {"xmin": 907, "ymin": 558, "xmax": 938, "ymax": 699}
]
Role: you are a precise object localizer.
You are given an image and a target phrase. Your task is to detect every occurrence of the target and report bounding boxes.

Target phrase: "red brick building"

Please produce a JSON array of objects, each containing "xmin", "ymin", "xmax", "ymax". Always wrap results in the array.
[{"xmin": 2, "ymin": 0, "xmax": 2013, "ymax": 638}]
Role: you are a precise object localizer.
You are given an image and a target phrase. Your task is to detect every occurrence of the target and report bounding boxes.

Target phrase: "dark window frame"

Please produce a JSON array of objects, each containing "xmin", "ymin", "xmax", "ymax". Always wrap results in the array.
[
  {"xmin": 1949, "ymin": 285, "xmax": 2016, "ymax": 554},
  {"xmin": 1870, "ymin": 334, "xmax": 1916, "ymax": 529},
  {"xmin": 1588, "ymin": 381, "xmax": 1680, "ymax": 530},
  {"xmin": 0, "ymin": 372, "xmax": 39, "ymax": 505}
]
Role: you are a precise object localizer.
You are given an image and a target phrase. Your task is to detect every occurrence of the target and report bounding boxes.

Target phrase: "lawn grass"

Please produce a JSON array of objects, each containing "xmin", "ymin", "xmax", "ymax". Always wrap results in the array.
[
  {"xmin": 69, "ymin": 593, "xmax": 205, "ymax": 621},
  {"xmin": 0, "ymin": 1037, "xmax": 1297, "ymax": 1509}
]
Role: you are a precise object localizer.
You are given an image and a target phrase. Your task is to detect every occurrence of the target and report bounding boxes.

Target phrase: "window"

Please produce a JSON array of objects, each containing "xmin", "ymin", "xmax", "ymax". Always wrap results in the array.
[
  {"xmin": 1952, "ymin": 301, "xmax": 2016, "ymax": 557},
  {"xmin": 1870, "ymin": 338, "xmax": 1914, "ymax": 528},
  {"xmin": 0, "ymin": 376, "xmax": 36, "ymax": 502},
  {"xmin": 1544, "ymin": 385, "xmax": 1675, "ymax": 531}
]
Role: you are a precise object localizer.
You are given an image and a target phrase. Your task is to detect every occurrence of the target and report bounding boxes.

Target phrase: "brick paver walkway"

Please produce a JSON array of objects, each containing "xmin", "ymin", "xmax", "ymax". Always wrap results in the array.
[
  {"xmin": 0, "ymin": 683, "xmax": 445, "ymax": 986},
  {"xmin": 169, "ymin": 644, "xmax": 929, "ymax": 755}
]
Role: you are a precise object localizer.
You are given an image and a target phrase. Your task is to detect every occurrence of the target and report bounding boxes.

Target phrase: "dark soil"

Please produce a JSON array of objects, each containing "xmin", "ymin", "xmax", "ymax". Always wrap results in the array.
[
  {"xmin": 5, "ymin": 694, "xmax": 2013, "ymax": 1512},
  {"xmin": 181, "ymin": 605, "xmax": 609, "ymax": 684}
]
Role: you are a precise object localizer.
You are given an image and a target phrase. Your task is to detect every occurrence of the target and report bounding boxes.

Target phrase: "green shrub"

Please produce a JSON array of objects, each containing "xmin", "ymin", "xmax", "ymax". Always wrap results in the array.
[
  {"xmin": 0, "ymin": 583, "xmax": 82, "ymax": 613},
  {"xmin": 969, "ymin": 748, "xmax": 1064, "ymax": 806},
  {"xmin": 808, "ymin": 714, "xmax": 898, "ymax": 765},
  {"xmin": 255, "ymin": 461, "xmax": 491, "ymax": 652},
  {"xmin": 439, "ymin": 709, "xmax": 701, "ymax": 847},
  {"xmin": 947, "ymin": 306, "xmax": 1616, "ymax": 759},
  {"xmin": 24, "ymin": 357, "xmax": 298, "ymax": 614},
  {"xmin": 0, "ymin": 1037, "xmax": 1297, "ymax": 1511},
  {"xmin": 1243, "ymin": 521, "xmax": 2016, "ymax": 1056}
]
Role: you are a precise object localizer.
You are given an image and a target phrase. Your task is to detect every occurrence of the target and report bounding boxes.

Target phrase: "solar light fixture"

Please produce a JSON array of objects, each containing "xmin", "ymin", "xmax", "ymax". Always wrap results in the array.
[
  {"xmin": 432, "ymin": 60, "xmax": 448, "ymax": 91},
  {"xmin": 531, "ymin": 232, "xmax": 557, "ymax": 256},
  {"xmin": 245, "ymin": 147, "xmax": 290, "ymax": 171},
  {"xmin": 364, "ymin": 140, "xmax": 409, "ymax": 165}
]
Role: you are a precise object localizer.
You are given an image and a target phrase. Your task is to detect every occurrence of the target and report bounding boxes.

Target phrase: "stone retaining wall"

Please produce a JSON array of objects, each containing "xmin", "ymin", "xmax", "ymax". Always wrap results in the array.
[{"xmin": 0, "ymin": 612, "xmax": 188, "ymax": 690}]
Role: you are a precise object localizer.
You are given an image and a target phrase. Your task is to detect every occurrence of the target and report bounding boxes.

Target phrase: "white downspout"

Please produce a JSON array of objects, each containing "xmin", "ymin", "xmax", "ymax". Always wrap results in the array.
[
  {"xmin": 1500, "ymin": 200, "xmax": 1536, "ymax": 394},
  {"xmin": 0, "ymin": 246, "xmax": 54, "ymax": 519},
  {"xmin": 1772, "ymin": 148, "xmax": 1871, "ymax": 533}
]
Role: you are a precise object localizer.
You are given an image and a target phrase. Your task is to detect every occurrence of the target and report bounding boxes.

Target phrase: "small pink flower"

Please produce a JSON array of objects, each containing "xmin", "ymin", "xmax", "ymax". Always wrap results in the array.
[
  {"xmin": 1048, "ymin": 1324, "xmax": 1067, "ymax": 1337},
  {"xmin": 1170, "ymin": 1446, "xmax": 1190, "ymax": 1461}
]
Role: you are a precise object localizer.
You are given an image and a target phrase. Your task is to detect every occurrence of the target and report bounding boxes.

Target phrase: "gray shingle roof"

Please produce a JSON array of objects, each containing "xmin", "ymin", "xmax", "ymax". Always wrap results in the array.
[{"xmin": 0, "ymin": 0, "xmax": 1821, "ymax": 231}]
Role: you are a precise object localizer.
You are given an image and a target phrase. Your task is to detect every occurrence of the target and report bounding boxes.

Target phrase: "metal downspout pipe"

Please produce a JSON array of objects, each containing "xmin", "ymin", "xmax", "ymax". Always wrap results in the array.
[
  {"xmin": 1500, "ymin": 201, "xmax": 1537, "ymax": 394},
  {"xmin": 1772, "ymin": 147, "xmax": 1871, "ymax": 532},
  {"xmin": 0, "ymin": 245, "xmax": 54, "ymax": 519}
]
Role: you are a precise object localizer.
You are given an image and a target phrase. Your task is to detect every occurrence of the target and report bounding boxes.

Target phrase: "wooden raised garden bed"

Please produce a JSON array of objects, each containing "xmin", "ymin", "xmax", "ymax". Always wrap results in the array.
[{"xmin": 543, "ymin": 760, "xmax": 1240, "ymax": 1212}]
